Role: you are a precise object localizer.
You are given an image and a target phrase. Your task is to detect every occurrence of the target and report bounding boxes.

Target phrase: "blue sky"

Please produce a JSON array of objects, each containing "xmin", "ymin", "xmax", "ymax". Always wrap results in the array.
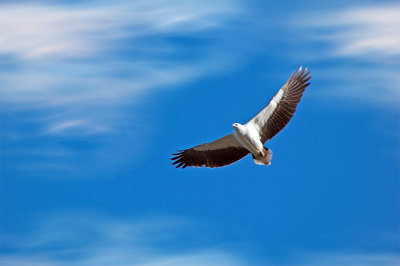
[{"xmin": 1, "ymin": 0, "xmax": 399, "ymax": 265}]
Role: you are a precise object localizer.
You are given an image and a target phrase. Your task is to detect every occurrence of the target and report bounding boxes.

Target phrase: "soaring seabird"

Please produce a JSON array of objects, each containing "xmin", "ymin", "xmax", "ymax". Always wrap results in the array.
[{"xmin": 171, "ymin": 67, "xmax": 311, "ymax": 168}]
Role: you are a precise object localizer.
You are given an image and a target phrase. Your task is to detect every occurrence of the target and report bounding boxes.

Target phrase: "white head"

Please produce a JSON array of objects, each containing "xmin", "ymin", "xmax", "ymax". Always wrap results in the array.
[{"xmin": 232, "ymin": 123, "xmax": 242, "ymax": 129}]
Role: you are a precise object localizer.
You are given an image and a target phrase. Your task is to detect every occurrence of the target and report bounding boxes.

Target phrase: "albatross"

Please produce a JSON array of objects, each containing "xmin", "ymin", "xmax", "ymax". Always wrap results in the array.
[{"xmin": 171, "ymin": 66, "xmax": 311, "ymax": 168}]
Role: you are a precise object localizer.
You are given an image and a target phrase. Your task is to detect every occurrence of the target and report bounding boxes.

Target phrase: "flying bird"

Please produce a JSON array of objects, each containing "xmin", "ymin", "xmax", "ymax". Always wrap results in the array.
[{"xmin": 171, "ymin": 67, "xmax": 311, "ymax": 168}]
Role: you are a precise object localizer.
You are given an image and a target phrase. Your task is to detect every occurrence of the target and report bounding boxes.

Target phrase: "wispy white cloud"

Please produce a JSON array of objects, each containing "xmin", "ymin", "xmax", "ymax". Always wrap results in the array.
[
  {"xmin": 46, "ymin": 119, "xmax": 107, "ymax": 135},
  {"xmin": 0, "ymin": 213, "xmax": 246, "ymax": 266},
  {"xmin": 0, "ymin": 0, "xmax": 240, "ymax": 128},
  {"xmin": 0, "ymin": 0, "xmax": 238, "ymax": 104},
  {"xmin": 299, "ymin": 3, "xmax": 400, "ymax": 107},
  {"xmin": 0, "ymin": 1, "xmax": 236, "ymax": 59},
  {"xmin": 307, "ymin": 5, "xmax": 400, "ymax": 57},
  {"xmin": 1, "ymin": 213, "xmax": 398, "ymax": 266}
]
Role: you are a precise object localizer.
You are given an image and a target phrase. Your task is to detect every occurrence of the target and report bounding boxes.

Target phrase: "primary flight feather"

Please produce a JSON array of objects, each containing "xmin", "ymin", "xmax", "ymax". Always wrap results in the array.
[{"xmin": 171, "ymin": 67, "xmax": 311, "ymax": 168}]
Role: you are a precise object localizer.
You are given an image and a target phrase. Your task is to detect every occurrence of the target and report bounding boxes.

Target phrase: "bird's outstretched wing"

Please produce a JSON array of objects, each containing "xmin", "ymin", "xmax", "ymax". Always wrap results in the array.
[
  {"xmin": 246, "ymin": 67, "xmax": 311, "ymax": 143},
  {"xmin": 171, "ymin": 134, "xmax": 249, "ymax": 168}
]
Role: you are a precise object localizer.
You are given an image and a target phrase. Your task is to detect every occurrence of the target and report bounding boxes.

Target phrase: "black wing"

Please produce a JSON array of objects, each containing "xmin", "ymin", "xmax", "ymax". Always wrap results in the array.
[
  {"xmin": 246, "ymin": 67, "xmax": 311, "ymax": 143},
  {"xmin": 171, "ymin": 134, "xmax": 249, "ymax": 168}
]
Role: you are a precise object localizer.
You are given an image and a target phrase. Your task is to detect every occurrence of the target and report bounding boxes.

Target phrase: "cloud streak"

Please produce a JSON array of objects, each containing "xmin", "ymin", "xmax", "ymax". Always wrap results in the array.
[
  {"xmin": 0, "ymin": 213, "xmax": 246, "ymax": 266},
  {"xmin": 0, "ymin": 0, "xmax": 240, "ymax": 116},
  {"xmin": 299, "ymin": 3, "xmax": 400, "ymax": 107},
  {"xmin": 307, "ymin": 5, "xmax": 400, "ymax": 58},
  {"xmin": 0, "ymin": 0, "xmax": 240, "ymax": 101},
  {"xmin": 1, "ymin": 213, "xmax": 398, "ymax": 266},
  {"xmin": 0, "ymin": 1, "xmax": 237, "ymax": 59}
]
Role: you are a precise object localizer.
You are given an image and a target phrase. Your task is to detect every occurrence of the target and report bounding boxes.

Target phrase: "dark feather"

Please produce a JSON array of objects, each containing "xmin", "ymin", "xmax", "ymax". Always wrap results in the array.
[
  {"xmin": 171, "ymin": 146, "xmax": 249, "ymax": 168},
  {"xmin": 261, "ymin": 67, "xmax": 311, "ymax": 142}
]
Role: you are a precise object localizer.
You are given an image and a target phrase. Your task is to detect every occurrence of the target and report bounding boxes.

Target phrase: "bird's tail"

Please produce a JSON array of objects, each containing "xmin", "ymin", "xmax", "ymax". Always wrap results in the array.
[{"xmin": 253, "ymin": 147, "xmax": 273, "ymax": 166}]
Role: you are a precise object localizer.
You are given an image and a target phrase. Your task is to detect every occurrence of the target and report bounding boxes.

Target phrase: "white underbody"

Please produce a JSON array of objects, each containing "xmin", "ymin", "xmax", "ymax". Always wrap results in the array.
[
  {"xmin": 233, "ymin": 123, "xmax": 272, "ymax": 165},
  {"xmin": 233, "ymin": 124, "xmax": 263, "ymax": 154}
]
